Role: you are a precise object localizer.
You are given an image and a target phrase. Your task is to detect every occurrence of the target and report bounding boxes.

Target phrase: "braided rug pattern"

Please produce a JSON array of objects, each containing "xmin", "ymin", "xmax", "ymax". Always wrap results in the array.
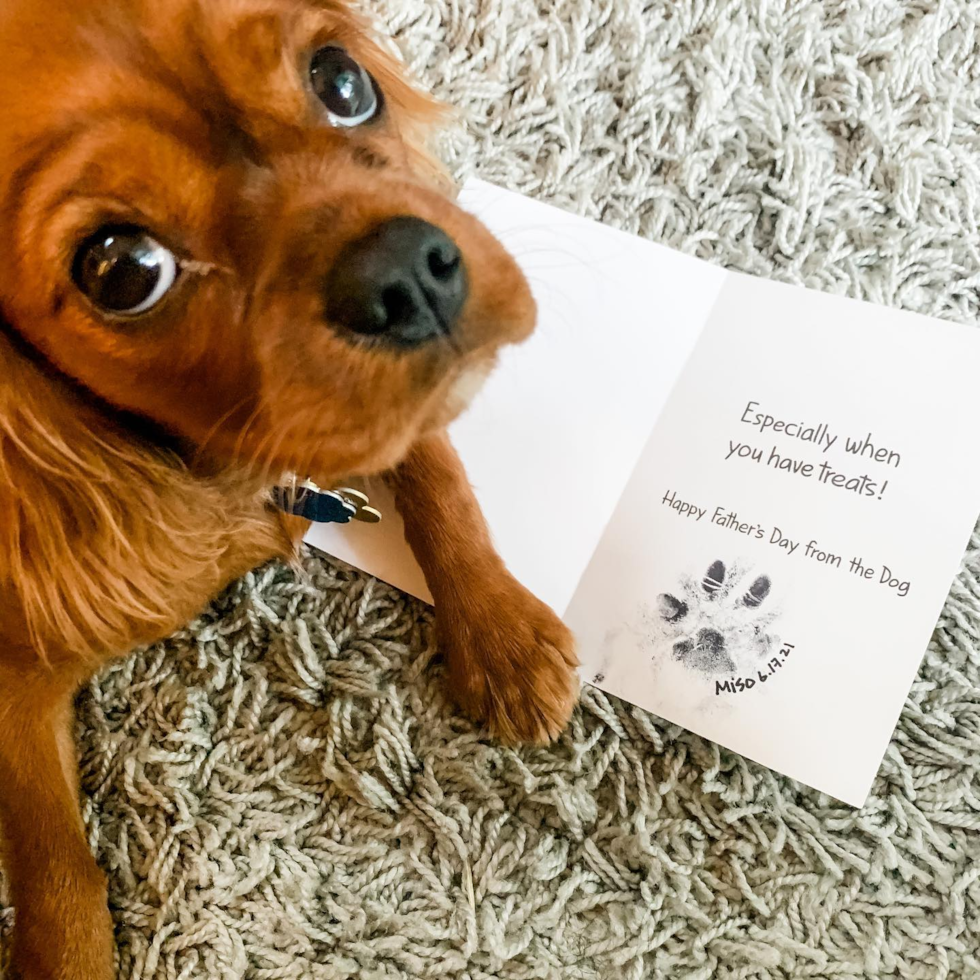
[{"xmin": 5, "ymin": 1, "xmax": 980, "ymax": 977}]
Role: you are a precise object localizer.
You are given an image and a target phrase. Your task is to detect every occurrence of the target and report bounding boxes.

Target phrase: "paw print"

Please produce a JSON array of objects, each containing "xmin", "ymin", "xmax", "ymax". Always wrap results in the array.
[{"xmin": 651, "ymin": 560, "xmax": 777, "ymax": 675}]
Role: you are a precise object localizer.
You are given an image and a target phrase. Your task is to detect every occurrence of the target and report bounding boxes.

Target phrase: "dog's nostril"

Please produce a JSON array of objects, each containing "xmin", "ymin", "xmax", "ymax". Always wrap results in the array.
[
  {"xmin": 427, "ymin": 241, "xmax": 460, "ymax": 282},
  {"xmin": 381, "ymin": 284, "xmax": 416, "ymax": 328}
]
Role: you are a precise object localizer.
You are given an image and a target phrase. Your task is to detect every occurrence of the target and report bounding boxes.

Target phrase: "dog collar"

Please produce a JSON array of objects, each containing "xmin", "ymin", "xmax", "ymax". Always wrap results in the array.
[{"xmin": 272, "ymin": 480, "xmax": 381, "ymax": 524}]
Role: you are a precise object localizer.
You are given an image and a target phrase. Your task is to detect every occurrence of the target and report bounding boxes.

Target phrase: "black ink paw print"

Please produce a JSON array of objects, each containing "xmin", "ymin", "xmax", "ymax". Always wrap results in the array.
[{"xmin": 653, "ymin": 560, "xmax": 777, "ymax": 675}]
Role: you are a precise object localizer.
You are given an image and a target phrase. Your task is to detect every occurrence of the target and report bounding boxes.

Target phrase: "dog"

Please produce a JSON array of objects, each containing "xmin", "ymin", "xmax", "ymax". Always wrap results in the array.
[{"xmin": 0, "ymin": 0, "xmax": 579, "ymax": 975}]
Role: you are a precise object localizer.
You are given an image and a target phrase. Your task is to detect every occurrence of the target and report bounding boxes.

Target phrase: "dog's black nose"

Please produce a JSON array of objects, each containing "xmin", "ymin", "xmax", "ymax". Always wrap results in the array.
[{"xmin": 326, "ymin": 217, "xmax": 468, "ymax": 346}]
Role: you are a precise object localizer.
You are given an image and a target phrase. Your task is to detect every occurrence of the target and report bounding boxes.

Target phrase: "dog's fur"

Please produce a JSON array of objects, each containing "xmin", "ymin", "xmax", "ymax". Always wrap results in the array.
[{"xmin": 0, "ymin": 1, "xmax": 579, "ymax": 975}]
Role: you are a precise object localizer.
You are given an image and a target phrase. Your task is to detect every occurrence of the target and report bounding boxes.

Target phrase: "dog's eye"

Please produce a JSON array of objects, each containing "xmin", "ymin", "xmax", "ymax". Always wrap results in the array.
[
  {"xmin": 309, "ymin": 46, "xmax": 381, "ymax": 127},
  {"xmin": 72, "ymin": 226, "xmax": 179, "ymax": 316}
]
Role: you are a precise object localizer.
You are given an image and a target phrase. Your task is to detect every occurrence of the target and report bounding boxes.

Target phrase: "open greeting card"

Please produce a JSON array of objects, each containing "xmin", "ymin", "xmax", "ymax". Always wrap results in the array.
[{"xmin": 307, "ymin": 180, "xmax": 980, "ymax": 807}]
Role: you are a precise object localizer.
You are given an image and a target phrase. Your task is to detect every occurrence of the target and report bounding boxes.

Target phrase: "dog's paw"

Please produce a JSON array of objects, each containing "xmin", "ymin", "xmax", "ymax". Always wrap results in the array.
[{"xmin": 439, "ymin": 574, "xmax": 579, "ymax": 745}]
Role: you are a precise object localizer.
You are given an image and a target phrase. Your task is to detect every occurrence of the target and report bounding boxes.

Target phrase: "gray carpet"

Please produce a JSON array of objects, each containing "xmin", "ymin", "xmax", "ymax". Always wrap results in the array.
[{"xmin": 16, "ymin": 1, "xmax": 980, "ymax": 977}]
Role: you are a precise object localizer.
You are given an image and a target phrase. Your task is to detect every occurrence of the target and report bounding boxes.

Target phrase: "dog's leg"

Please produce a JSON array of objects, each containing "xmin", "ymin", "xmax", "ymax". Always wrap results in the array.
[
  {"xmin": 387, "ymin": 431, "xmax": 579, "ymax": 743},
  {"xmin": 0, "ymin": 667, "xmax": 114, "ymax": 980}
]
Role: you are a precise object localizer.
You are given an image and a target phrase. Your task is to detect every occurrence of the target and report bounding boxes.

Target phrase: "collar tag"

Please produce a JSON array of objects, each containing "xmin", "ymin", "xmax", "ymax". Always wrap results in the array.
[{"xmin": 273, "ymin": 480, "xmax": 382, "ymax": 525}]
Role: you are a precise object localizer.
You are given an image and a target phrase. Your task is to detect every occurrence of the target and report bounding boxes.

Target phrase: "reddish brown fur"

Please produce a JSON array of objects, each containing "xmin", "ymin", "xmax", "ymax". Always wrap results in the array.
[{"xmin": 0, "ymin": 0, "xmax": 577, "ymax": 975}]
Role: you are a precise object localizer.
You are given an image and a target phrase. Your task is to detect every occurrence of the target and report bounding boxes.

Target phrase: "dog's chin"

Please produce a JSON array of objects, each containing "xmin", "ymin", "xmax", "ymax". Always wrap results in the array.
[
  {"xmin": 439, "ymin": 360, "xmax": 495, "ymax": 424},
  {"xmin": 313, "ymin": 361, "xmax": 493, "ymax": 481}
]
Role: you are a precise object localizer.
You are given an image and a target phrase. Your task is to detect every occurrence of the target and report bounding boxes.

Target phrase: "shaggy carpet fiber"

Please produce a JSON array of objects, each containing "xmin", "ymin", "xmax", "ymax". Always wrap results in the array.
[{"xmin": 8, "ymin": 1, "xmax": 980, "ymax": 977}]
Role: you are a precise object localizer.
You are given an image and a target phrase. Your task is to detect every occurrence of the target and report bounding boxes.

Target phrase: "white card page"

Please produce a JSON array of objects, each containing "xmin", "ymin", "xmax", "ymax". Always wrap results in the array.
[{"xmin": 566, "ymin": 272, "xmax": 980, "ymax": 805}]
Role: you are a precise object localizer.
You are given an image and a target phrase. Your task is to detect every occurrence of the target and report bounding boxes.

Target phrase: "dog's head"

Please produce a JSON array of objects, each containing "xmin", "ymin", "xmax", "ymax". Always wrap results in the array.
[{"xmin": 0, "ymin": 0, "xmax": 534, "ymax": 482}]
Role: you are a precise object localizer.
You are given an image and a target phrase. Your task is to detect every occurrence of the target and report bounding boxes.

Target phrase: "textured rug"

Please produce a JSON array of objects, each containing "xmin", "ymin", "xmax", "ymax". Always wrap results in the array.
[{"xmin": 10, "ymin": 1, "xmax": 980, "ymax": 977}]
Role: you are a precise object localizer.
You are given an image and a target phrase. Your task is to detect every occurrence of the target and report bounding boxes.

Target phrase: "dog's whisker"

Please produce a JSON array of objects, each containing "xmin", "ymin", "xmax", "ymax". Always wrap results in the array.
[
  {"xmin": 229, "ymin": 402, "xmax": 268, "ymax": 464},
  {"xmin": 190, "ymin": 395, "xmax": 255, "ymax": 465}
]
